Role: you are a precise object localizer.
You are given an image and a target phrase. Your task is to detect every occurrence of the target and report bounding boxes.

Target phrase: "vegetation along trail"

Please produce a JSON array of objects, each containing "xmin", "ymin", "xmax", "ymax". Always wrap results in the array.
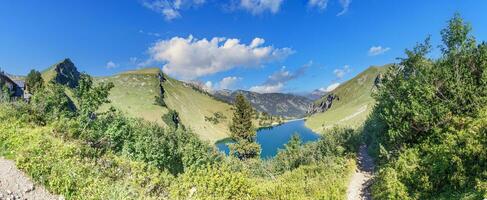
[{"xmin": 347, "ymin": 144, "xmax": 375, "ymax": 200}]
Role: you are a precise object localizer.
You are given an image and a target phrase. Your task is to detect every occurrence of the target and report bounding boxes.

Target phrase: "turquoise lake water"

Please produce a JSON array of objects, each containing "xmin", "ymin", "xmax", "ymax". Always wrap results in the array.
[{"xmin": 215, "ymin": 119, "xmax": 321, "ymax": 159}]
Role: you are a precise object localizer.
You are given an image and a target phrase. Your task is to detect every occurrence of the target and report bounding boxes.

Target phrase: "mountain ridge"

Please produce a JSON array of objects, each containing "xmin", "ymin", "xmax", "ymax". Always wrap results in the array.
[
  {"xmin": 305, "ymin": 65, "xmax": 389, "ymax": 132},
  {"xmin": 214, "ymin": 89, "xmax": 312, "ymax": 118}
]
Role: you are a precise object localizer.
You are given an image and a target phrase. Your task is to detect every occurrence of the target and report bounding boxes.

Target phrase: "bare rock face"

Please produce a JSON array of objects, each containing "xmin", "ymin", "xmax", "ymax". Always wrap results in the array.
[
  {"xmin": 306, "ymin": 94, "xmax": 339, "ymax": 115},
  {"xmin": 51, "ymin": 58, "xmax": 81, "ymax": 88}
]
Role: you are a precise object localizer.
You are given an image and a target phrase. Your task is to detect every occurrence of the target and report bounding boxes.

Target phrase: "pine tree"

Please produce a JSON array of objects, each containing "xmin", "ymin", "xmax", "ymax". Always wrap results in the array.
[
  {"xmin": 229, "ymin": 94, "xmax": 261, "ymax": 159},
  {"xmin": 25, "ymin": 69, "xmax": 44, "ymax": 94}
]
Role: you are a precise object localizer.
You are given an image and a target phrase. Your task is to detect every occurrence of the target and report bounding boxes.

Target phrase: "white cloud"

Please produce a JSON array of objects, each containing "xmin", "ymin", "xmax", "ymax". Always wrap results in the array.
[
  {"xmin": 142, "ymin": 0, "xmax": 206, "ymax": 21},
  {"xmin": 219, "ymin": 76, "xmax": 241, "ymax": 90},
  {"xmin": 106, "ymin": 61, "xmax": 119, "ymax": 69},
  {"xmin": 238, "ymin": 0, "xmax": 284, "ymax": 15},
  {"xmin": 333, "ymin": 65, "xmax": 350, "ymax": 79},
  {"xmin": 147, "ymin": 35, "xmax": 293, "ymax": 79},
  {"xmin": 267, "ymin": 66, "xmax": 292, "ymax": 84},
  {"xmin": 308, "ymin": 0, "xmax": 328, "ymax": 10},
  {"xmin": 249, "ymin": 62, "xmax": 310, "ymax": 93},
  {"xmin": 336, "ymin": 0, "xmax": 351, "ymax": 16},
  {"xmin": 249, "ymin": 82, "xmax": 284, "ymax": 93},
  {"xmin": 319, "ymin": 82, "xmax": 340, "ymax": 92},
  {"xmin": 368, "ymin": 46, "xmax": 390, "ymax": 56}
]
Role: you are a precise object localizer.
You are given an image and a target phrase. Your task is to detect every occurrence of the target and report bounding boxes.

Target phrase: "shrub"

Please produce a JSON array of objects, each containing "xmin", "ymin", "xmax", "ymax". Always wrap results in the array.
[
  {"xmin": 372, "ymin": 167, "xmax": 411, "ymax": 200},
  {"xmin": 170, "ymin": 164, "xmax": 255, "ymax": 200},
  {"xmin": 365, "ymin": 14, "xmax": 487, "ymax": 199},
  {"xmin": 30, "ymin": 83, "xmax": 76, "ymax": 122},
  {"xmin": 273, "ymin": 134, "xmax": 311, "ymax": 173}
]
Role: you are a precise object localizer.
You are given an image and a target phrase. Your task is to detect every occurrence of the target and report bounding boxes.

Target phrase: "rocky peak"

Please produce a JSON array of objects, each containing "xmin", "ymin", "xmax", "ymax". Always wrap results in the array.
[{"xmin": 51, "ymin": 58, "xmax": 80, "ymax": 88}]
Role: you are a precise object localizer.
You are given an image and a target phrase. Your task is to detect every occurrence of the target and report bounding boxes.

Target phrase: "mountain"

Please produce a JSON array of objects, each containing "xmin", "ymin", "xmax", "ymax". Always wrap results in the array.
[
  {"xmin": 214, "ymin": 89, "xmax": 312, "ymax": 118},
  {"xmin": 39, "ymin": 59, "xmax": 233, "ymax": 143},
  {"xmin": 307, "ymin": 89, "xmax": 328, "ymax": 100},
  {"xmin": 41, "ymin": 58, "xmax": 80, "ymax": 88},
  {"xmin": 96, "ymin": 68, "xmax": 234, "ymax": 143},
  {"xmin": 305, "ymin": 65, "xmax": 389, "ymax": 132}
]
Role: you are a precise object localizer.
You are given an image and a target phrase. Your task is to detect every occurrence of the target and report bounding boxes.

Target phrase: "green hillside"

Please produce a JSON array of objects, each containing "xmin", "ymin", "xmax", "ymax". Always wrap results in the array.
[
  {"xmin": 305, "ymin": 65, "xmax": 388, "ymax": 132},
  {"xmin": 95, "ymin": 68, "xmax": 167, "ymax": 125},
  {"xmin": 162, "ymin": 74, "xmax": 234, "ymax": 143},
  {"xmin": 96, "ymin": 68, "xmax": 233, "ymax": 143}
]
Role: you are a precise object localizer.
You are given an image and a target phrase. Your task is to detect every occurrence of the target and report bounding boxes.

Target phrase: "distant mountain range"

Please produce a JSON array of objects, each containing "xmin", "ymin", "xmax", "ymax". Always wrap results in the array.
[{"xmin": 213, "ymin": 89, "xmax": 312, "ymax": 118}]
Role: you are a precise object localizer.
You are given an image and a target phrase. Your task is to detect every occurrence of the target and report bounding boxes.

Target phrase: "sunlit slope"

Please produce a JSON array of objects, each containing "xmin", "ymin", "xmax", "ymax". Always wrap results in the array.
[
  {"xmin": 163, "ymin": 76, "xmax": 233, "ymax": 143},
  {"xmin": 305, "ymin": 66, "xmax": 388, "ymax": 132},
  {"xmin": 97, "ymin": 68, "xmax": 233, "ymax": 143},
  {"xmin": 96, "ymin": 68, "xmax": 168, "ymax": 125}
]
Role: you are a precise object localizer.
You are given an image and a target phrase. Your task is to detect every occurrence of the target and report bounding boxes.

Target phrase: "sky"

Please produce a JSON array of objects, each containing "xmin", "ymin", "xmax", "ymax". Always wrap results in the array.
[{"xmin": 1, "ymin": 1, "xmax": 486, "ymax": 94}]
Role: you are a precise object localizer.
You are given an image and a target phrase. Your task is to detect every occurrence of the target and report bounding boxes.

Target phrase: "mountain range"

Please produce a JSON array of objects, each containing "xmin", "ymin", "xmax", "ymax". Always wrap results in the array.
[{"xmin": 213, "ymin": 89, "xmax": 312, "ymax": 118}]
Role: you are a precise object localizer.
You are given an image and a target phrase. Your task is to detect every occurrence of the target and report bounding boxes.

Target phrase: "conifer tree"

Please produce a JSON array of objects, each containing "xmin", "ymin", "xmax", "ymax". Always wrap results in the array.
[
  {"xmin": 229, "ymin": 94, "xmax": 261, "ymax": 159},
  {"xmin": 25, "ymin": 69, "xmax": 44, "ymax": 94}
]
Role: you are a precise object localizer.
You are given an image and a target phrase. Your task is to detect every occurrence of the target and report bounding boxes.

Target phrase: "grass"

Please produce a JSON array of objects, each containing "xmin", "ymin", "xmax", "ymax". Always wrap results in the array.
[
  {"xmin": 96, "ymin": 69, "xmax": 168, "ymax": 125},
  {"xmin": 41, "ymin": 67, "xmax": 56, "ymax": 85},
  {"xmin": 96, "ymin": 68, "xmax": 234, "ymax": 143},
  {"xmin": 0, "ymin": 103, "xmax": 356, "ymax": 199},
  {"xmin": 163, "ymin": 75, "xmax": 234, "ymax": 143},
  {"xmin": 305, "ymin": 65, "xmax": 389, "ymax": 133},
  {"xmin": 0, "ymin": 107, "xmax": 174, "ymax": 199}
]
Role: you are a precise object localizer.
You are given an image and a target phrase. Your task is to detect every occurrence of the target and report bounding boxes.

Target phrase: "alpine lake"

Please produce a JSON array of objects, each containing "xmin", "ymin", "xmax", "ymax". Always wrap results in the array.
[{"xmin": 215, "ymin": 119, "xmax": 321, "ymax": 159}]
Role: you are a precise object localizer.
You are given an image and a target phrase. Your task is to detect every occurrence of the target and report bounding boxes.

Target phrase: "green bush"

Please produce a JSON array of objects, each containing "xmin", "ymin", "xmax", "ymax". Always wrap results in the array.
[
  {"xmin": 365, "ymin": 14, "xmax": 487, "ymax": 199},
  {"xmin": 30, "ymin": 83, "xmax": 76, "ymax": 123},
  {"xmin": 256, "ymin": 160, "xmax": 355, "ymax": 200},
  {"xmin": 273, "ymin": 134, "xmax": 311, "ymax": 173},
  {"xmin": 0, "ymin": 111, "xmax": 174, "ymax": 199},
  {"xmin": 170, "ymin": 164, "xmax": 255, "ymax": 200},
  {"xmin": 372, "ymin": 167, "xmax": 411, "ymax": 200}
]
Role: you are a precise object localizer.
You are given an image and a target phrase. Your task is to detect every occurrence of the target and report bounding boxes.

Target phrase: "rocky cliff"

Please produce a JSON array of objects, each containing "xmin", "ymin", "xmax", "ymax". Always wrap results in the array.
[
  {"xmin": 45, "ymin": 58, "xmax": 81, "ymax": 88},
  {"xmin": 306, "ymin": 94, "xmax": 339, "ymax": 115}
]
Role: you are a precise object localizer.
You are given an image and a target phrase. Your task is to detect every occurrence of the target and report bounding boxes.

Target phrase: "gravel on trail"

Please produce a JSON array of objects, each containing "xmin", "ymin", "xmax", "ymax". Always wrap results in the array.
[
  {"xmin": 0, "ymin": 158, "xmax": 61, "ymax": 200},
  {"xmin": 346, "ymin": 144, "xmax": 375, "ymax": 200}
]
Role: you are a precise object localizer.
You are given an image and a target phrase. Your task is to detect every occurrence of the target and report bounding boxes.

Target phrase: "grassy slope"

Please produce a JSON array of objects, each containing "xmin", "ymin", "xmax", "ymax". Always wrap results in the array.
[
  {"xmin": 96, "ymin": 68, "xmax": 233, "ymax": 143},
  {"xmin": 305, "ymin": 66, "xmax": 388, "ymax": 133},
  {"xmin": 96, "ymin": 68, "xmax": 167, "ymax": 125},
  {"xmin": 40, "ymin": 65, "xmax": 274, "ymax": 143},
  {"xmin": 163, "ymin": 75, "xmax": 233, "ymax": 143},
  {"xmin": 40, "ymin": 62, "xmax": 58, "ymax": 84}
]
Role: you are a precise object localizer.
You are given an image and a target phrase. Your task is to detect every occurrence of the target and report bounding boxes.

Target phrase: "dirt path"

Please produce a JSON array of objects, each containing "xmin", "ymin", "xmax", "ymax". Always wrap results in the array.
[
  {"xmin": 347, "ymin": 144, "xmax": 375, "ymax": 200},
  {"xmin": 0, "ymin": 158, "xmax": 59, "ymax": 200}
]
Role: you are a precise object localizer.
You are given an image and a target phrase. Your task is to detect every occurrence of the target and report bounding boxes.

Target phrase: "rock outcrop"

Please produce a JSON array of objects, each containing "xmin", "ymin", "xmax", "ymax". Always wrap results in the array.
[
  {"xmin": 51, "ymin": 58, "xmax": 81, "ymax": 88},
  {"xmin": 306, "ymin": 94, "xmax": 339, "ymax": 115}
]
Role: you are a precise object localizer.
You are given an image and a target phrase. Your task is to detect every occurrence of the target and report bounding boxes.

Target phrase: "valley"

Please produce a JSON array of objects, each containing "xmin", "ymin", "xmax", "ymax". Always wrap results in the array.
[{"xmin": 1, "ymin": 3, "xmax": 486, "ymax": 199}]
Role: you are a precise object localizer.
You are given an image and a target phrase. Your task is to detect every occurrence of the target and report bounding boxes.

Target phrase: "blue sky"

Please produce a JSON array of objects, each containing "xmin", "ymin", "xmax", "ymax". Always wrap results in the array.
[{"xmin": 1, "ymin": 1, "xmax": 486, "ymax": 94}]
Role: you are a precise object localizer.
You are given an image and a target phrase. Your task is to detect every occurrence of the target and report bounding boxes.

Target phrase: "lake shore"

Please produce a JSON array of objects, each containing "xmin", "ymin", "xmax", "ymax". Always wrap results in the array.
[{"xmin": 215, "ymin": 119, "xmax": 320, "ymax": 158}]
